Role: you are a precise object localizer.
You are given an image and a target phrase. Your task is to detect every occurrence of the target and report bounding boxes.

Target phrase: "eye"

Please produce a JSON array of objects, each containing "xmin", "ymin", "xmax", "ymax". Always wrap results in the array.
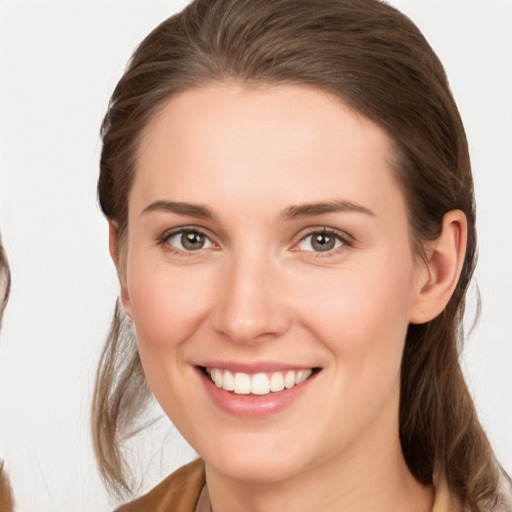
[
  {"xmin": 164, "ymin": 229, "xmax": 214, "ymax": 252},
  {"xmin": 297, "ymin": 230, "xmax": 347, "ymax": 253}
]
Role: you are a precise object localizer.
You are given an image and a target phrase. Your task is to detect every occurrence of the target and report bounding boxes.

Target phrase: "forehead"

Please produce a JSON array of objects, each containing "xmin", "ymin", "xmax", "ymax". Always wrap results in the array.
[{"xmin": 131, "ymin": 84, "xmax": 404, "ymax": 220}]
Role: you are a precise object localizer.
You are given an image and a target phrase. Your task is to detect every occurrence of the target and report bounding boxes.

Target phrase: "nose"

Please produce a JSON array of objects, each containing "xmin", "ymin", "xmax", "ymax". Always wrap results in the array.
[{"xmin": 212, "ymin": 251, "xmax": 291, "ymax": 344}]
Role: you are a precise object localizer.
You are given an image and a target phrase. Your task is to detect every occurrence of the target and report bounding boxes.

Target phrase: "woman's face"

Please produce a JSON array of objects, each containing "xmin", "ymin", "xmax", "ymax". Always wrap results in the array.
[{"xmin": 121, "ymin": 84, "xmax": 427, "ymax": 483}]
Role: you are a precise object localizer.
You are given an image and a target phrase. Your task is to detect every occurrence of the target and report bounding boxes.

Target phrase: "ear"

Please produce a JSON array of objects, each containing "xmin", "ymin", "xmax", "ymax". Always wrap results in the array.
[
  {"xmin": 108, "ymin": 221, "xmax": 133, "ymax": 320},
  {"xmin": 409, "ymin": 210, "xmax": 467, "ymax": 324}
]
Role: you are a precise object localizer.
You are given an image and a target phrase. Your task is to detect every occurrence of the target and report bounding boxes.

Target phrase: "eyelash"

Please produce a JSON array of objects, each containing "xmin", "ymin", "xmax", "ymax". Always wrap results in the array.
[
  {"xmin": 157, "ymin": 226, "xmax": 353, "ymax": 257},
  {"xmin": 157, "ymin": 226, "xmax": 216, "ymax": 256},
  {"xmin": 293, "ymin": 228, "xmax": 353, "ymax": 257}
]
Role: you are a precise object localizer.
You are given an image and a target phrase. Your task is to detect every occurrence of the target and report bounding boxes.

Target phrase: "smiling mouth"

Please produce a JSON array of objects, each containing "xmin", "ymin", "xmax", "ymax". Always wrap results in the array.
[{"xmin": 201, "ymin": 367, "xmax": 319, "ymax": 396}]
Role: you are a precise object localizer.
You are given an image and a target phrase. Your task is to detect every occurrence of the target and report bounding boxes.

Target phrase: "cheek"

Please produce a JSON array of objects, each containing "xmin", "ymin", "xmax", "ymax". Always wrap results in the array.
[
  {"xmin": 126, "ymin": 257, "xmax": 215, "ymax": 352},
  {"xmin": 296, "ymin": 256, "xmax": 416, "ymax": 378},
  {"xmin": 124, "ymin": 256, "xmax": 218, "ymax": 412}
]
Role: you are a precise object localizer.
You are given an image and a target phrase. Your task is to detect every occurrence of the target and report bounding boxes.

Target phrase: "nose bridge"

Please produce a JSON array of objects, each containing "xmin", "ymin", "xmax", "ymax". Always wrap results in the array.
[{"xmin": 212, "ymin": 245, "xmax": 289, "ymax": 343}]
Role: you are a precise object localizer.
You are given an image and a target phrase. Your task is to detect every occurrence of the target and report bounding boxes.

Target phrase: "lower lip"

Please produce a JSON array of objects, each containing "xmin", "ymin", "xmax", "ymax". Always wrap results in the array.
[{"xmin": 197, "ymin": 368, "xmax": 318, "ymax": 418}]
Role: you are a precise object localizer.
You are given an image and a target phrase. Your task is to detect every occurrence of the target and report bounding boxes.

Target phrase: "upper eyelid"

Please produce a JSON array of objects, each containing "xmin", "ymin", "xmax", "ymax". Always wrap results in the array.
[
  {"xmin": 161, "ymin": 225, "xmax": 213, "ymax": 239},
  {"xmin": 295, "ymin": 226, "xmax": 354, "ymax": 244}
]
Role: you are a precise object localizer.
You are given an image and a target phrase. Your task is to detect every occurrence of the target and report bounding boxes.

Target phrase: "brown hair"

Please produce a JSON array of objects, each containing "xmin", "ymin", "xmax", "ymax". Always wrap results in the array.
[
  {"xmin": 93, "ymin": 0, "xmax": 507, "ymax": 508},
  {"xmin": 0, "ymin": 239, "xmax": 10, "ymax": 325},
  {"xmin": 0, "ymin": 240, "xmax": 14, "ymax": 511},
  {"xmin": 0, "ymin": 460, "xmax": 15, "ymax": 512}
]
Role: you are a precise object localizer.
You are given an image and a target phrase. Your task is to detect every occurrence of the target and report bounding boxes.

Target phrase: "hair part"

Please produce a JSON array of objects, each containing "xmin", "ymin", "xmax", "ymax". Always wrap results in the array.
[{"xmin": 94, "ymin": 0, "xmax": 506, "ymax": 508}]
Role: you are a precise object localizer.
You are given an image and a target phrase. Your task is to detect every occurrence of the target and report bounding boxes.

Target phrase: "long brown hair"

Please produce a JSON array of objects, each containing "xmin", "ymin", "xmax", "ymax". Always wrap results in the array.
[{"xmin": 93, "ymin": 0, "xmax": 507, "ymax": 508}]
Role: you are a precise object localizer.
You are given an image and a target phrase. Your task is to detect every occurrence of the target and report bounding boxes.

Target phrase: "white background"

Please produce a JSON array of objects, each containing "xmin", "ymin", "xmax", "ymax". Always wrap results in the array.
[{"xmin": 0, "ymin": 1, "xmax": 511, "ymax": 510}]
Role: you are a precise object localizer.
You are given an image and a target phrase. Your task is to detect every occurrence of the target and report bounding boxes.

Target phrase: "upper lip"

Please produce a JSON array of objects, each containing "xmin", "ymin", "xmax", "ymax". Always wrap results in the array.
[{"xmin": 198, "ymin": 361, "xmax": 318, "ymax": 373}]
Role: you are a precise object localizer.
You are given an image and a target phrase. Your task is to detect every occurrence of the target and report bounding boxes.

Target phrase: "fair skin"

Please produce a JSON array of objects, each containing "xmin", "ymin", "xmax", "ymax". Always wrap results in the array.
[{"xmin": 110, "ymin": 84, "xmax": 466, "ymax": 512}]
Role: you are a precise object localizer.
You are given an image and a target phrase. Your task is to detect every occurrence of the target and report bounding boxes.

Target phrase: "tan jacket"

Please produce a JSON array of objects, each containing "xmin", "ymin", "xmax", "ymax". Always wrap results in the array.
[
  {"xmin": 115, "ymin": 459, "xmax": 512, "ymax": 512},
  {"xmin": 114, "ymin": 460, "xmax": 205, "ymax": 512}
]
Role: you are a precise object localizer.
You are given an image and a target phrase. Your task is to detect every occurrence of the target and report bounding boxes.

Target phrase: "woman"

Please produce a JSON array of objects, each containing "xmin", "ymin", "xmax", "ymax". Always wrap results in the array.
[{"xmin": 92, "ymin": 0, "xmax": 512, "ymax": 511}]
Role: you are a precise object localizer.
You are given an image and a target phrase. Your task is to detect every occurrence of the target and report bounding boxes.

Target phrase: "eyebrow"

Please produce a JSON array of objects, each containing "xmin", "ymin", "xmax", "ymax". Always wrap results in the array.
[
  {"xmin": 280, "ymin": 200, "xmax": 375, "ymax": 221},
  {"xmin": 141, "ymin": 200, "xmax": 217, "ymax": 220},
  {"xmin": 141, "ymin": 198, "xmax": 374, "ymax": 222}
]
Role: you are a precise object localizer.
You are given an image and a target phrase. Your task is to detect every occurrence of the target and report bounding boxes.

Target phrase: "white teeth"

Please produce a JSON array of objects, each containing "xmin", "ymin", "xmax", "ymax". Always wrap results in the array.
[
  {"xmin": 296, "ymin": 369, "xmax": 312, "ymax": 384},
  {"xmin": 207, "ymin": 367, "xmax": 314, "ymax": 395},
  {"xmin": 212, "ymin": 368, "xmax": 223, "ymax": 388},
  {"xmin": 269, "ymin": 372, "xmax": 285, "ymax": 392},
  {"xmin": 251, "ymin": 373, "xmax": 270, "ymax": 395},
  {"xmin": 284, "ymin": 370, "xmax": 296, "ymax": 389},
  {"xmin": 222, "ymin": 370, "xmax": 235, "ymax": 391},
  {"xmin": 234, "ymin": 372, "xmax": 251, "ymax": 394}
]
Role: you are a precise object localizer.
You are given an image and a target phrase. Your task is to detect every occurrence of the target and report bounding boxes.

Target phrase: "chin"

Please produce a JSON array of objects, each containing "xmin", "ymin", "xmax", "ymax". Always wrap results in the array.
[
  {"xmin": 205, "ymin": 453, "xmax": 300, "ymax": 484},
  {"xmin": 197, "ymin": 430, "xmax": 320, "ymax": 484}
]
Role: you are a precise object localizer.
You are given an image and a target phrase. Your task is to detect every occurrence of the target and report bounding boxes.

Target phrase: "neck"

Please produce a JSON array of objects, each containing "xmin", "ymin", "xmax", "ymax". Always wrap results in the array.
[{"xmin": 204, "ymin": 421, "xmax": 433, "ymax": 512}]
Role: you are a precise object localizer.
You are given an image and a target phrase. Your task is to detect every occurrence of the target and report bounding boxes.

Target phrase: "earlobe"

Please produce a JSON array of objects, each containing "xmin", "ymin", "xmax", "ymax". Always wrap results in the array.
[{"xmin": 409, "ymin": 210, "xmax": 468, "ymax": 324}]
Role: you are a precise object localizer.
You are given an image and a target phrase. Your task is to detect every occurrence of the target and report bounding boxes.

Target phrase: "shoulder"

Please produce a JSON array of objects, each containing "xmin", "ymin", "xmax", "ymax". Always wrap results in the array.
[{"xmin": 114, "ymin": 459, "xmax": 205, "ymax": 512}]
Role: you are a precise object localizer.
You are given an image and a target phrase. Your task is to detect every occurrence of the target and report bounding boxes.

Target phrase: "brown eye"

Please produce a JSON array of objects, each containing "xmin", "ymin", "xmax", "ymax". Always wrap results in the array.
[
  {"xmin": 181, "ymin": 231, "xmax": 205, "ymax": 250},
  {"xmin": 165, "ymin": 229, "xmax": 213, "ymax": 252},
  {"xmin": 298, "ymin": 231, "xmax": 345, "ymax": 253},
  {"xmin": 311, "ymin": 233, "xmax": 335, "ymax": 251}
]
